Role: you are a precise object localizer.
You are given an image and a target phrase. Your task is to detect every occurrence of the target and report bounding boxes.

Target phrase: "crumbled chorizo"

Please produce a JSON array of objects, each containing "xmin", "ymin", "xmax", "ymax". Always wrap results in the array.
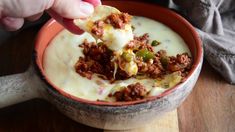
[
  {"xmin": 75, "ymin": 40, "xmax": 132, "ymax": 81},
  {"xmin": 156, "ymin": 50, "xmax": 167, "ymax": 58},
  {"xmin": 148, "ymin": 65, "xmax": 162, "ymax": 78},
  {"xmin": 104, "ymin": 13, "xmax": 131, "ymax": 29},
  {"xmin": 75, "ymin": 34, "xmax": 192, "ymax": 82},
  {"xmin": 90, "ymin": 13, "xmax": 131, "ymax": 37},
  {"xmin": 126, "ymin": 34, "xmax": 153, "ymax": 52},
  {"xmin": 74, "ymin": 57, "xmax": 93, "ymax": 79},
  {"xmin": 167, "ymin": 53, "xmax": 192, "ymax": 72},
  {"xmin": 136, "ymin": 57, "xmax": 163, "ymax": 78},
  {"xmin": 112, "ymin": 82, "xmax": 147, "ymax": 101},
  {"xmin": 80, "ymin": 39, "xmax": 111, "ymax": 62},
  {"xmin": 134, "ymin": 33, "xmax": 149, "ymax": 44},
  {"xmin": 176, "ymin": 53, "xmax": 192, "ymax": 68},
  {"xmin": 91, "ymin": 20, "xmax": 104, "ymax": 37}
]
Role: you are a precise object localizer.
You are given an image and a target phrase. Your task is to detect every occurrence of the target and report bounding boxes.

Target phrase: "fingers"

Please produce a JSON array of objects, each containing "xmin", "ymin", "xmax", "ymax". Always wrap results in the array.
[
  {"xmin": 0, "ymin": 17, "xmax": 24, "ymax": 31},
  {"xmin": 0, "ymin": 13, "xmax": 43, "ymax": 31},
  {"xmin": 48, "ymin": 0, "xmax": 100, "ymax": 34},
  {"xmin": 0, "ymin": 0, "xmax": 101, "ymax": 32},
  {"xmin": 50, "ymin": 0, "xmax": 94, "ymax": 19},
  {"xmin": 0, "ymin": 0, "xmax": 52, "ymax": 31},
  {"xmin": 26, "ymin": 12, "xmax": 44, "ymax": 21},
  {"xmin": 1, "ymin": 0, "xmax": 54, "ymax": 17},
  {"xmin": 62, "ymin": 18, "xmax": 84, "ymax": 34},
  {"xmin": 47, "ymin": 10, "xmax": 84, "ymax": 34},
  {"xmin": 0, "ymin": 0, "xmax": 101, "ymax": 18}
]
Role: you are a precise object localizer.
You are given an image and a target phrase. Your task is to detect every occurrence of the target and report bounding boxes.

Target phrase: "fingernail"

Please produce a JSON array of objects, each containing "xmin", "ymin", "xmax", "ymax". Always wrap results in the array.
[
  {"xmin": 79, "ymin": 2, "xmax": 94, "ymax": 16},
  {"xmin": 83, "ymin": 0, "xmax": 102, "ymax": 7}
]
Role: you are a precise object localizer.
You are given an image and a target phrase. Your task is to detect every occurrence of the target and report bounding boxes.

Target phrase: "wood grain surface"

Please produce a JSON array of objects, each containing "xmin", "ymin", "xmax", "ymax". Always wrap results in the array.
[
  {"xmin": 104, "ymin": 110, "xmax": 179, "ymax": 132},
  {"xmin": 0, "ymin": 25, "xmax": 235, "ymax": 132}
]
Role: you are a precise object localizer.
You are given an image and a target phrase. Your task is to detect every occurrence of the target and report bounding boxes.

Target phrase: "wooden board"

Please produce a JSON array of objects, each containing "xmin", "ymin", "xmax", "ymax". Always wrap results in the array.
[
  {"xmin": 105, "ymin": 110, "xmax": 179, "ymax": 132},
  {"xmin": 178, "ymin": 62, "xmax": 235, "ymax": 132}
]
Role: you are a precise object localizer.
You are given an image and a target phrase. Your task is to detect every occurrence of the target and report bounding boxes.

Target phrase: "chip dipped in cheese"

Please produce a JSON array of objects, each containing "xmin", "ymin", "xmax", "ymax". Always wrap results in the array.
[{"xmin": 74, "ymin": 5, "xmax": 133, "ymax": 51}]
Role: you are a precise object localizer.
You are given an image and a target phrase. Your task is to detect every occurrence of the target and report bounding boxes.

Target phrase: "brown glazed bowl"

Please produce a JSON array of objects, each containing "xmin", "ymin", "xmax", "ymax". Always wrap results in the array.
[{"xmin": 0, "ymin": 1, "xmax": 203, "ymax": 130}]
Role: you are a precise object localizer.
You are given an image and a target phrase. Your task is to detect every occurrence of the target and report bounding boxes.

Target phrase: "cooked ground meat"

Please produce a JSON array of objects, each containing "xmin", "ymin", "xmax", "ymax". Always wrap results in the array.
[
  {"xmin": 91, "ymin": 20, "xmax": 104, "ymax": 37},
  {"xmin": 104, "ymin": 13, "xmax": 131, "ymax": 29},
  {"xmin": 111, "ymin": 82, "xmax": 147, "ymax": 101},
  {"xmin": 90, "ymin": 13, "xmax": 131, "ymax": 37},
  {"xmin": 126, "ymin": 34, "xmax": 153, "ymax": 52},
  {"xmin": 80, "ymin": 39, "xmax": 111, "ymax": 63},
  {"xmin": 167, "ymin": 53, "xmax": 192, "ymax": 72},
  {"xmin": 177, "ymin": 53, "xmax": 192, "ymax": 68},
  {"xmin": 75, "ymin": 34, "xmax": 192, "ymax": 81},
  {"xmin": 134, "ymin": 33, "xmax": 149, "ymax": 44},
  {"xmin": 136, "ymin": 57, "xmax": 163, "ymax": 78},
  {"xmin": 76, "ymin": 39, "xmax": 131, "ymax": 81},
  {"xmin": 75, "ymin": 57, "xmax": 103, "ymax": 79}
]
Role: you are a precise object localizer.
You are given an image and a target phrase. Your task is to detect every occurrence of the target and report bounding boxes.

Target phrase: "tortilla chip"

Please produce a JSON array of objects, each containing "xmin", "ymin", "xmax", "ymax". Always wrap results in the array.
[{"xmin": 74, "ymin": 5, "xmax": 133, "ymax": 51}]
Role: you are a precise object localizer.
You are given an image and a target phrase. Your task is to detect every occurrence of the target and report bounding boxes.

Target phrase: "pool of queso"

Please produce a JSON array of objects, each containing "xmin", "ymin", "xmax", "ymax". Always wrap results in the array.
[{"xmin": 43, "ymin": 16, "xmax": 191, "ymax": 101}]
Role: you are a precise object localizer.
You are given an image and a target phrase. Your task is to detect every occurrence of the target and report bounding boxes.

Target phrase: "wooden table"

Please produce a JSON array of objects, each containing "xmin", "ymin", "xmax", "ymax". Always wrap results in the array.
[{"xmin": 0, "ymin": 26, "xmax": 234, "ymax": 132}]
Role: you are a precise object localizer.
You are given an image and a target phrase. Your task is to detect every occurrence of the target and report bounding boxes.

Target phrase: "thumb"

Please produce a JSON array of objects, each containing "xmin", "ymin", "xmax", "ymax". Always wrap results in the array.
[
  {"xmin": 50, "ymin": 0, "xmax": 95, "ymax": 19},
  {"xmin": 48, "ymin": 0, "xmax": 100, "ymax": 34}
]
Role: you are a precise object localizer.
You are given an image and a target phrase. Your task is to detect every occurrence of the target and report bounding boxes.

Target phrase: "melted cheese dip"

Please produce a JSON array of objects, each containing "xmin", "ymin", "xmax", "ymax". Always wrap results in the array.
[{"xmin": 43, "ymin": 16, "xmax": 191, "ymax": 101}]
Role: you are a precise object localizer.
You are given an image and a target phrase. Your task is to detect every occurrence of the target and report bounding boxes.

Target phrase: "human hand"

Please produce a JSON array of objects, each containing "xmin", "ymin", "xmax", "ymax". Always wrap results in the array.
[{"xmin": 0, "ymin": 0, "xmax": 101, "ymax": 33}]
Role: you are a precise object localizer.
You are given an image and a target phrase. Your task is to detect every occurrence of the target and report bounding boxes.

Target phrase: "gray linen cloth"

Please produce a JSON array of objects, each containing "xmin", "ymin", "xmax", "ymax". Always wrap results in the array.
[
  {"xmin": 0, "ymin": 0, "xmax": 235, "ymax": 84},
  {"xmin": 170, "ymin": 0, "xmax": 235, "ymax": 84}
]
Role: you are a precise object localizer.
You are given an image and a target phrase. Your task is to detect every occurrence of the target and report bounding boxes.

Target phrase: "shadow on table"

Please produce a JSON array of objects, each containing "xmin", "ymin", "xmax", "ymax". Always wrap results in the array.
[{"xmin": 0, "ymin": 99, "xmax": 102, "ymax": 132}]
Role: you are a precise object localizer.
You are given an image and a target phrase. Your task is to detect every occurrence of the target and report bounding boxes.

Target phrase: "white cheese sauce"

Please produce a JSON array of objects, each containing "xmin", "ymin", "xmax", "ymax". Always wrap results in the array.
[{"xmin": 43, "ymin": 16, "xmax": 191, "ymax": 101}]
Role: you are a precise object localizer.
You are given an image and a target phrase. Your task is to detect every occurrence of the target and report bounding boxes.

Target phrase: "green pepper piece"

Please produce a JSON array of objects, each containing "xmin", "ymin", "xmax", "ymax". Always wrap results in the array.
[
  {"xmin": 160, "ymin": 56, "xmax": 169, "ymax": 69},
  {"xmin": 136, "ymin": 49, "xmax": 155, "ymax": 61},
  {"xmin": 97, "ymin": 42, "xmax": 104, "ymax": 46},
  {"xmin": 151, "ymin": 40, "xmax": 160, "ymax": 46},
  {"xmin": 131, "ymin": 25, "xmax": 135, "ymax": 31},
  {"xmin": 121, "ymin": 52, "xmax": 133, "ymax": 62}
]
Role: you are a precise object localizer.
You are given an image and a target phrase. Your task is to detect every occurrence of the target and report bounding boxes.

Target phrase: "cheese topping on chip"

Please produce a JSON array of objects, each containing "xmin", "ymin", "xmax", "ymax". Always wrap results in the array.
[{"xmin": 74, "ymin": 5, "xmax": 133, "ymax": 51}]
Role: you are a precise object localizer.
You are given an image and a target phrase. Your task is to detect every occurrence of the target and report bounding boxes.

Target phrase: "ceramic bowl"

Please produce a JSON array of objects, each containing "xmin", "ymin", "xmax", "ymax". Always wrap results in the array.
[{"xmin": 0, "ymin": 1, "xmax": 203, "ymax": 130}]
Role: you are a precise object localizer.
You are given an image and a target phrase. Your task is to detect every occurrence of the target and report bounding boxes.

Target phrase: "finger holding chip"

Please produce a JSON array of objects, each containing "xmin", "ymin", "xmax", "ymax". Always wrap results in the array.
[{"xmin": 48, "ymin": 0, "xmax": 101, "ymax": 34}]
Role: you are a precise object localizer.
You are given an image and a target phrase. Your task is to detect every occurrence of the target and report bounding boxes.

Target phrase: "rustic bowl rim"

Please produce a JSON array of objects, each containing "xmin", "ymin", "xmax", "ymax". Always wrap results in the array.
[{"xmin": 35, "ymin": 1, "xmax": 203, "ymax": 106}]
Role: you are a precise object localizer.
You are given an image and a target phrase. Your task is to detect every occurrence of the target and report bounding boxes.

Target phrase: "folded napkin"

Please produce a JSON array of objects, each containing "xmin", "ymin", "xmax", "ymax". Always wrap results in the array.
[{"xmin": 169, "ymin": 0, "xmax": 235, "ymax": 84}]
